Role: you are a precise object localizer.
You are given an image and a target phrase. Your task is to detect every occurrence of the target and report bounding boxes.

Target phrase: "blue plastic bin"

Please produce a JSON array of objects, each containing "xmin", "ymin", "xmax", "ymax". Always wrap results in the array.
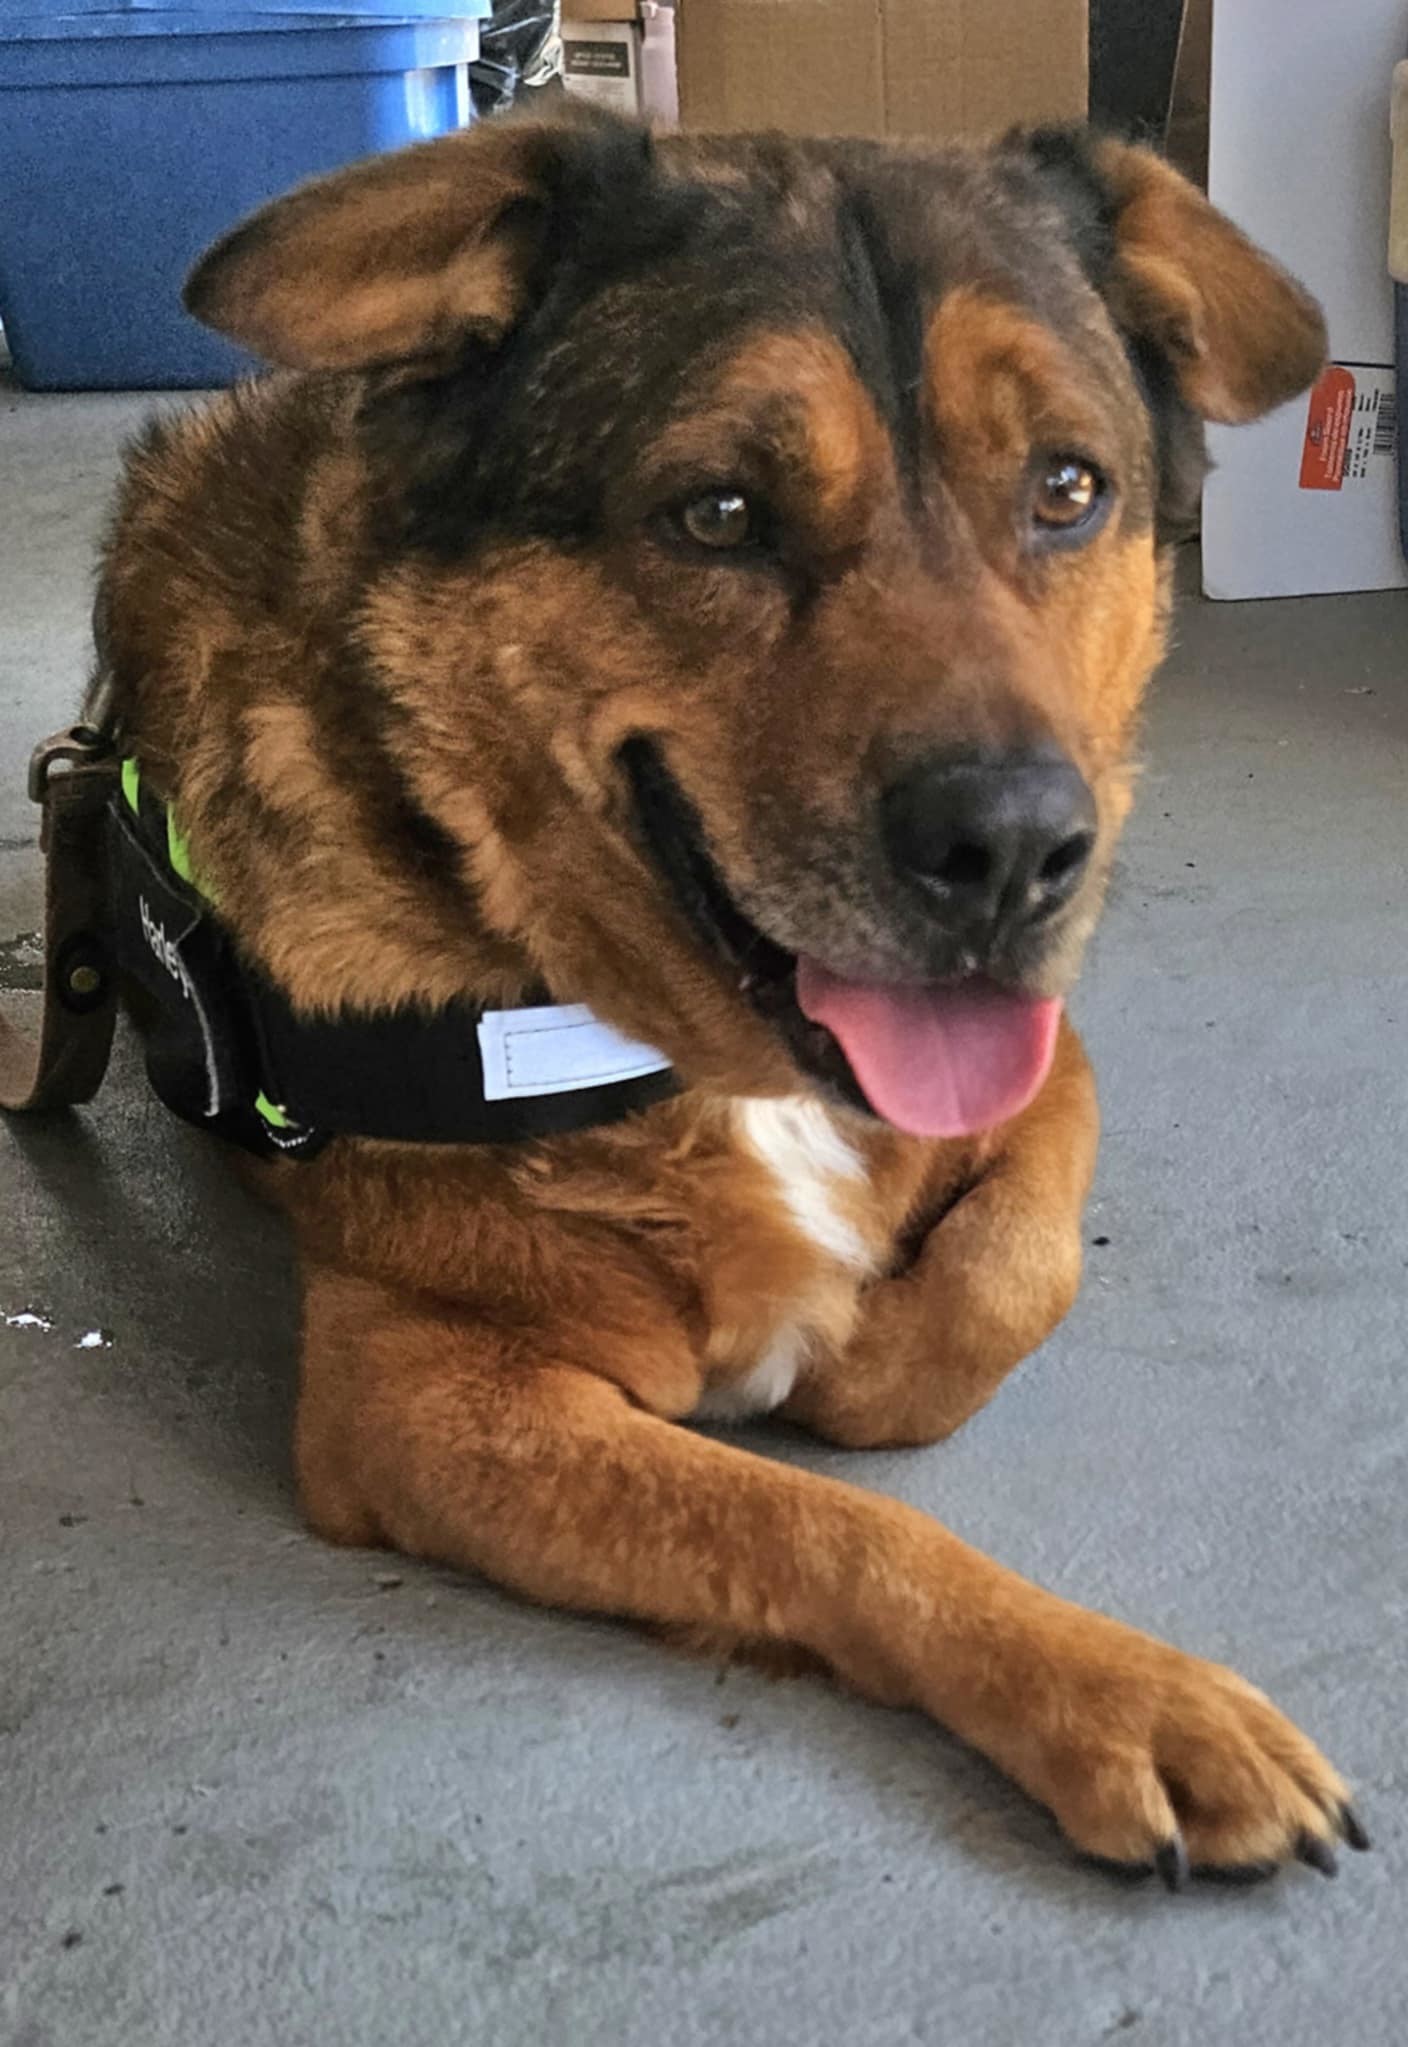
[{"xmin": 0, "ymin": 10, "xmax": 486, "ymax": 389}]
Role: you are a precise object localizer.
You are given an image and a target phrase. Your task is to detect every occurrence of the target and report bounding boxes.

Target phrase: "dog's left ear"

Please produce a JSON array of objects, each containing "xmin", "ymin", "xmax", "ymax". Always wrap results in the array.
[
  {"xmin": 1028, "ymin": 131, "xmax": 1326, "ymax": 424},
  {"xmin": 184, "ymin": 109, "xmax": 660, "ymax": 372}
]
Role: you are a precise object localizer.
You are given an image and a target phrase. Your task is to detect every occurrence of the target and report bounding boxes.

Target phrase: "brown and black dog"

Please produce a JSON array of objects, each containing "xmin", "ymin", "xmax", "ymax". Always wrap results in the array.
[{"xmin": 95, "ymin": 109, "xmax": 1363, "ymax": 1885}]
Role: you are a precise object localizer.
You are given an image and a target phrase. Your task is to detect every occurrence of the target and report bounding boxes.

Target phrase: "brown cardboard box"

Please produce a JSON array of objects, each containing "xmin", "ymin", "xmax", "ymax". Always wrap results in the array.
[{"xmin": 677, "ymin": 0, "xmax": 1088, "ymax": 141}]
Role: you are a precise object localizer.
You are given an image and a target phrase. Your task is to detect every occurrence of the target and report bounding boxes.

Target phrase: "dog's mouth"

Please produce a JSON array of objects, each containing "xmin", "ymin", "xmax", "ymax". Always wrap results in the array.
[{"xmin": 620, "ymin": 739, "xmax": 1062, "ymax": 1138}]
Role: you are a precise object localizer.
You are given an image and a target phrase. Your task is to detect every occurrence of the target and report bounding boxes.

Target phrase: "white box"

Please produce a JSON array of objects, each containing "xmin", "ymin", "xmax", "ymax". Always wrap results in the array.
[
  {"xmin": 1202, "ymin": 0, "xmax": 1406, "ymax": 598},
  {"xmin": 562, "ymin": 5, "xmax": 678, "ymax": 123},
  {"xmin": 561, "ymin": 19, "xmax": 643, "ymax": 116}
]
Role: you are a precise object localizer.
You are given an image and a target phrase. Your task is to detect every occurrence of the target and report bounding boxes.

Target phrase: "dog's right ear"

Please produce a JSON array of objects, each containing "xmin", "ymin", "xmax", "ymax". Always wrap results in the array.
[
  {"xmin": 185, "ymin": 110, "xmax": 657, "ymax": 372},
  {"xmin": 1022, "ymin": 129, "xmax": 1326, "ymax": 424}
]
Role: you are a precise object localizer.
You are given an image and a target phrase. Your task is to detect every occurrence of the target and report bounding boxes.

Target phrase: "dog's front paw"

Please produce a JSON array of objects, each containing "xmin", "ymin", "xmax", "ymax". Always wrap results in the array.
[{"xmin": 1006, "ymin": 1624, "xmax": 1367, "ymax": 1887}]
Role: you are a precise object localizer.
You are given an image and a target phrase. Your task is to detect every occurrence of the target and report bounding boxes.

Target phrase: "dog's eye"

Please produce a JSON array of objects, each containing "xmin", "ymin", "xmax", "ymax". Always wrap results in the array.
[
  {"xmin": 678, "ymin": 489, "xmax": 754, "ymax": 551},
  {"xmin": 1031, "ymin": 457, "xmax": 1107, "ymax": 539}
]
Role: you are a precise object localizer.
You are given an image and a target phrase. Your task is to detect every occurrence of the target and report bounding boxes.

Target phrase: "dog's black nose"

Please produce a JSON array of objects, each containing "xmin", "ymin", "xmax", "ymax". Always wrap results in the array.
[{"xmin": 882, "ymin": 748, "xmax": 1097, "ymax": 935}]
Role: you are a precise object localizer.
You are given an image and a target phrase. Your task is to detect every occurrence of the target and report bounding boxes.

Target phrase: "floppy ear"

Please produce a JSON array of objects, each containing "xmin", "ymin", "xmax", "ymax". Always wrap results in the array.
[
  {"xmin": 184, "ymin": 109, "xmax": 658, "ymax": 372},
  {"xmin": 1091, "ymin": 138, "xmax": 1326, "ymax": 423},
  {"xmin": 1027, "ymin": 130, "xmax": 1326, "ymax": 425}
]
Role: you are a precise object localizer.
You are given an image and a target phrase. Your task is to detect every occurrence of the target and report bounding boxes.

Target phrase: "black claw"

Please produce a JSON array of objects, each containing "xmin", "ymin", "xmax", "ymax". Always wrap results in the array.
[
  {"xmin": 1297, "ymin": 1833, "xmax": 1339, "ymax": 1879},
  {"xmin": 1339, "ymin": 1804, "xmax": 1372, "ymax": 1853},
  {"xmin": 1081, "ymin": 1853, "xmax": 1156, "ymax": 1889},
  {"xmin": 1155, "ymin": 1836, "xmax": 1190, "ymax": 1894},
  {"xmin": 1192, "ymin": 1860, "xmax": 1281, "ymax": 1887}
]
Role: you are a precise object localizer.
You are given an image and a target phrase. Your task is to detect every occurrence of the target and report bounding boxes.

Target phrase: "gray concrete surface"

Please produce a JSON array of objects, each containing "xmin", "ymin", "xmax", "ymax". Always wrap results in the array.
[{"xmin": 2, "ymin": 371, "xmax": 1405, "ymax": 2047}]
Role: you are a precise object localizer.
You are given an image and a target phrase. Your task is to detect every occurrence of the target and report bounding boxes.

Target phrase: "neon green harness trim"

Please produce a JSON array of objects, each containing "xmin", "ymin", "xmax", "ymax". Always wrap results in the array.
[
  {"xmin": 165, "ymin": 810, "xmax": 196, "ymax": 887},
  {"xmin": 254, "ymin": 1090, "xmax": 293, "ymax": 1131},
  {"xmin": 121, "ymin": 755, "xmax": 210, "ymax": 900}
]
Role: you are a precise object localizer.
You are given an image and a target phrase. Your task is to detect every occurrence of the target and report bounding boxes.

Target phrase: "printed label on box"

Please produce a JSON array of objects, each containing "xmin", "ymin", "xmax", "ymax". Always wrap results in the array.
[
  {"xmin": 564, "ymin": 37, "xmax": 630, "ymax": 78},
  {"xmin": 561, "ymin": 22, "xmax": 641, "ymax": 114},
  {"xmin": 1300, "ymin": 364, "xmax": 1398, "ymax": 491}
]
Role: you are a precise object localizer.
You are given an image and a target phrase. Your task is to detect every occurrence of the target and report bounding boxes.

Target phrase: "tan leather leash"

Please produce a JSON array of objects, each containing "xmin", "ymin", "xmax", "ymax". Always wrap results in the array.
[{"xmin": 0, "ymin": 712, "xmax": 120, "ymax": 1114}]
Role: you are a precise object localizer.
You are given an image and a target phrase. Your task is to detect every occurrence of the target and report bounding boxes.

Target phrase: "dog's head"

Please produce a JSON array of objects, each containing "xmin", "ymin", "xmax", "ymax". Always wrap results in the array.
[{"xmin": 185, "ymin": 111, "xmax": 1323, "ymax": 1137}]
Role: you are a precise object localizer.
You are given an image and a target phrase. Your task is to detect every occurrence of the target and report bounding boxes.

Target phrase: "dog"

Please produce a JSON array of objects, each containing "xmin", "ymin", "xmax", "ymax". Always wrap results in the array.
[{"xmin": 91, "ymin": 108, "xmax": 1364, "ymax": 1887}]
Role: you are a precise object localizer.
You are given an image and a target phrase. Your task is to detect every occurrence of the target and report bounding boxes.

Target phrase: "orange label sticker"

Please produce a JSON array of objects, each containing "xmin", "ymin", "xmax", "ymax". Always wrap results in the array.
[{"xmin": 1299, "ymin": 365, "xmax": 1356, "ymax": 490}]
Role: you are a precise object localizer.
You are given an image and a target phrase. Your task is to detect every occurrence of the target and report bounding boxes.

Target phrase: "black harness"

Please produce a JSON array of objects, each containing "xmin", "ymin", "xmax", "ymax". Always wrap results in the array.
[{"xmin": 1, "ymin": 719, "xmax": 677, "ymax": 1155}]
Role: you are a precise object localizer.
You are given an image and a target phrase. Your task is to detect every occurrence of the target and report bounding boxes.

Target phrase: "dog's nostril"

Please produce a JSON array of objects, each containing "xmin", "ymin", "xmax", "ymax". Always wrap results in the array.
[
  {"xmin": 1038, "ymin": 832, "xmax": 1094, "ymax": 887},
  {"xmin": 933, "ymin": 841, "xmax": 992, "ymax": 890},
  {"xmin": 882, "ymin": 747, "xmax": 1097, "ymax": 938}
]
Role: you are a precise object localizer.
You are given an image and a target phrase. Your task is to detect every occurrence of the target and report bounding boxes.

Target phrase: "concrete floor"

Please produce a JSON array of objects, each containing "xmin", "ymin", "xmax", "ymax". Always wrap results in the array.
[{"xmin": 2, "ymin": 372, "xmax": 1405, "ymax": 2047}]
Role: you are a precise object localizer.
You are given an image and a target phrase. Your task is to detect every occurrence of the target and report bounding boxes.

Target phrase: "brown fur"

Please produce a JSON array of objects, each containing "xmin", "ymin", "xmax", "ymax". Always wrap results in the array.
[
  {"xmin": 95, "ymin": 113, "xmax": 1355, "ymax": 1879},
  {"xmin": 1091, "ymin": 136, "xmax": 1328, "ymax": 423}
]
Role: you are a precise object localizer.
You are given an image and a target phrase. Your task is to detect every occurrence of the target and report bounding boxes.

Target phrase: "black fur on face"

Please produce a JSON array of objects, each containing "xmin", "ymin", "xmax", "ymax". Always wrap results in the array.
[{"xmin": 354, "ymin": 124, "xmax": 1200, "ymax": 566}]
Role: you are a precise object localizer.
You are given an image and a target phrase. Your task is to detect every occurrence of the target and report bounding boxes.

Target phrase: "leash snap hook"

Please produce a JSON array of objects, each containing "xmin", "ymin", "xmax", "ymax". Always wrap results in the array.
[{"xmin": 27, "ymin": 722, "xmax": 116, "ymax": 808}]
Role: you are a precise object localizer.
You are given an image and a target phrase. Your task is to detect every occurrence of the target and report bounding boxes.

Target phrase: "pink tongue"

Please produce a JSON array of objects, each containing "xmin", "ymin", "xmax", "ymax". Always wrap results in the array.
[{"xmin": 795, "ymin": 957, "xmax": 1062, "ymax": 1139}]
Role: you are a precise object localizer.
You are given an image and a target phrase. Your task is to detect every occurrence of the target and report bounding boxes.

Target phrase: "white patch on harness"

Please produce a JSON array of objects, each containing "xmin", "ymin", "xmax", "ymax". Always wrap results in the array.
[
  {"xmin": 737, "ymin": 1095, "xmax": 871, "ymax": 1271},
  {"xmin": 476, "ymin": 1002, "xmax": 671, "ymax": 1102}
]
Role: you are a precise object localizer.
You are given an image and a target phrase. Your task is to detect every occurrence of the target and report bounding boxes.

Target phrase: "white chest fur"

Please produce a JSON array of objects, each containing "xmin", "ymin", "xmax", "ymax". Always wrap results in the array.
[
  {"xmin": 737, "ymin": 1096, "xmax": 872, "ymax": 1271},
  {"xmin": 695, "ymin": 1096, "xmax": 873, "ymax": 1422}
]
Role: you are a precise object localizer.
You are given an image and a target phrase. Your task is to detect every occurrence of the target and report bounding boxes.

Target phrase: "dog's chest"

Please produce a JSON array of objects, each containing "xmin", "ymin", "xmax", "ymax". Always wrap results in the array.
[{"xmin": 694, "ymin": 1096, "xmax": 878, "ymax": 1421}]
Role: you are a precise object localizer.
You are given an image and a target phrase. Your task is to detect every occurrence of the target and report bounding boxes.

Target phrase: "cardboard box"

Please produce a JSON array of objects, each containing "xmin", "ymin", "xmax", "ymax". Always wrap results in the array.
[
  {"xmin": 1202, "ymin": 0, "xmax": 1406, "ymax": 598},
  {"xmin": 676, "ymin": 0, "xmax": 1087, "ymax": 142}
]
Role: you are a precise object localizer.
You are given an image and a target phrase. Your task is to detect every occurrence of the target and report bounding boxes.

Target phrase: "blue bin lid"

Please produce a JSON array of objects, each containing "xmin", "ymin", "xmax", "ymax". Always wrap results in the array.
[
  {"xmin": 0, "ymin": 0, "xmax": 487, "ymax": 14},
  {"xmin": 2, "ymin": 9, "xmax": 479, "ymax": 29},
  {"xmin": 0, "ymin": 9, "xmax": 484, "ymax": 82}
]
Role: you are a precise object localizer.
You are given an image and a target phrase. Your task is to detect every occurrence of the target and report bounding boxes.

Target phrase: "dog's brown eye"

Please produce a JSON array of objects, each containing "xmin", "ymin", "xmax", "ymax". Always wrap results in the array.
[
  {"xmin": 1033, "ymin": 458, "xmax": 1106, "ymax": 531},
  {"xmin": 679, "ymin": 489, "xmax": 754, "ymax": 550}
]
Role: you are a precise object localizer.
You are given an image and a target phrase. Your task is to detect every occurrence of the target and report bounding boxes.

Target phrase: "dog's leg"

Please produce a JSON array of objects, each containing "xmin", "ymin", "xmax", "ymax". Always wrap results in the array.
[
  {"xmin": 787, "ymin": 1019, "xmax": 1100, "ymax": 1450},
  {"xmin": 295, "ymin": 1263, "xmax": 1354, "ymax": 1878}
]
